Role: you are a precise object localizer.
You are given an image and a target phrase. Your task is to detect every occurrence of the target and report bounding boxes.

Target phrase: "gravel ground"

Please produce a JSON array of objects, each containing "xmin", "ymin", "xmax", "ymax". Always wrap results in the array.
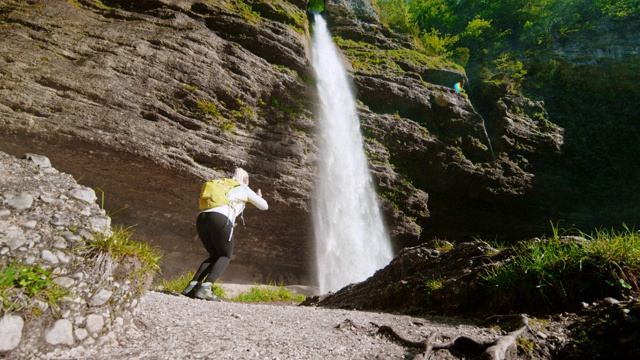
[{"xmin": 41, "ymin": 291, "xmax": 501, "ymax": 360}]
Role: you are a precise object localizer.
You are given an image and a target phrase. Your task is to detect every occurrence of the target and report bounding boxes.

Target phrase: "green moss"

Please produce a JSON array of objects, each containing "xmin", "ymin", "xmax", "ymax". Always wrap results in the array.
[
  {"xmin": 196, "ymin": 99, "xmax": 223, "ymax": 120},
  {"xmin": 516, "ymin": 337, "xmax": 535, "ymax": 355},
  {"xmin": 271, "ymin": 98, "xmax": 295, "ymax": 115},
  {"xmin": 220, "ymin": 118, "xmax": 236, "ymax": 134},
  {"xmin": 233, "ymin": 0, "xmax": 260, "ymax": 23}
]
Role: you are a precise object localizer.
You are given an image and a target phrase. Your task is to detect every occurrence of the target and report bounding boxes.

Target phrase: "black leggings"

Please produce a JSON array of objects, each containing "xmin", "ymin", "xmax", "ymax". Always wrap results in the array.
[{"xmin": 191, "ymin": 212, "xmax": 234, "ymax": 284}]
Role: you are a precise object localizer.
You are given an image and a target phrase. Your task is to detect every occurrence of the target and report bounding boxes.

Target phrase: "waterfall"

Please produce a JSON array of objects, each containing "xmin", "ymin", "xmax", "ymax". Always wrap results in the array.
[{"xmin": 311, "ymin": 14, "xmax": 394, "ymax": 294}]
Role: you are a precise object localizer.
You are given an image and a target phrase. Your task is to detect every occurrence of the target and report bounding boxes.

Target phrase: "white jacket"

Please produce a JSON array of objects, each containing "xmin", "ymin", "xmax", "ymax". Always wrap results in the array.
[{"xmin": 202, "ymin": 185, "xmax": 268, "ymax": 224}]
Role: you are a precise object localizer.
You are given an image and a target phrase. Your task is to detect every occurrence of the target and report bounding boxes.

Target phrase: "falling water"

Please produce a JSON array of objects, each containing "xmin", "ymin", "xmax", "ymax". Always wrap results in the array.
[{"xmin": 311, "ymin": 14, "xmax": 393, "ymax": 294}]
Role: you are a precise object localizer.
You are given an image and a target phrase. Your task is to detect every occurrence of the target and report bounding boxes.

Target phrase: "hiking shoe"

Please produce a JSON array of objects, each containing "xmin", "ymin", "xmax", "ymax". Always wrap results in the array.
[
  {"xmin": 194, "ymin": 286, "xmax": 220, "ymax": 302},
  {"xmin": 181, "ymin": 281, "xmax": 199, "ymax": 298}
]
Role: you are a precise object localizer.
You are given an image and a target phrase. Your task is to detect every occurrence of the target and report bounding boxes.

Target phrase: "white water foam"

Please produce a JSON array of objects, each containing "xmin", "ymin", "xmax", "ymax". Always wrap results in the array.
[{"xmin": 311, "ymin": 14, "xmax": 394, "ymax": 294}]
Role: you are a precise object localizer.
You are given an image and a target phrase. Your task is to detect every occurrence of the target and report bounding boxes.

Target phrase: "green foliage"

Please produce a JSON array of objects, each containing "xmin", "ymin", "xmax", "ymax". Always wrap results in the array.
[
  {"xmin": 451, "ymin": 47, "xmax": 470, "ymax": 67},
  {"xmin": 462, "ymin": 16, "xmax": 492, "ymax": 39},
  {"xmin": 480, "ymin": 223, "xmax": 640, "ymax": 312},
  {"xmin": 419, "ymin": 28, "xmax": 459, "ymax": 57},
  {"xmin": 231, "ymin": 284, "xmax": 306, "ymax": 303},
  {"xmin": 410, "ymin": 0, "xmax": 457, "ymax": 31},
  {"xmin": 308, "ymin": 0, "xmax": 325, "ymax": 13},
  {"xmin": 483, "ymin": 53, "xmax": 528, "ymax": 92},
  {"xmin": 184, "ymin": 84, "xmax": 199, "ymax": 92},
  {"xmin": 375, "ymin": 0, "xmax": 638, "ymax": 91},
  {"xmin": 377, "ymin": 0, "xmax": 420, "ymax": 35},
  {"xmin": 596, "ymin": 0, "xmax": 640, "ymax": 19},
  {"xmin": 0, "ymin": 261, "xmax": 68, "ymax": 314}
]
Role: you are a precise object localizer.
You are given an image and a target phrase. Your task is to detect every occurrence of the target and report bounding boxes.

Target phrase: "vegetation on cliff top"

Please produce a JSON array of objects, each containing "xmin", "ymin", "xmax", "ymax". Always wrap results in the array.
[
  {"xmin": 373, "ymin": 0, "xmax": 640, "ymax": 231},
  {"xmin": 481, "ymin": 224, "xmax": 640, "ymax": 313}
]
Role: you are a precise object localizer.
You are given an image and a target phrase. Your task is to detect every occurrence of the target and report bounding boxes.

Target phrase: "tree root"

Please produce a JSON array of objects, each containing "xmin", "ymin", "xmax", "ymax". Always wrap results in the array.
[{"xmin": 374, "ymin": 314, "xmax": 531, "ymax": 360}]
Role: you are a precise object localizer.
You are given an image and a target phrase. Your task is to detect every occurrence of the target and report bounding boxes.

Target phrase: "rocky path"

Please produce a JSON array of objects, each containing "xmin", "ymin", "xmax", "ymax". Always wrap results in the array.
[{"xmin": 41, "ymin": 291, "xmax": 500, "ymax": 360}]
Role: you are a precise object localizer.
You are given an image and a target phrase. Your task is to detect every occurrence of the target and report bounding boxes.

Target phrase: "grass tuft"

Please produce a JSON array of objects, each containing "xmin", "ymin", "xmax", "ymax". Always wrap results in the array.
[
  {"xmin": 154, "ymin": 271, "xmax": 227, "ymax": 298},
  {"xmin": 0, "ymin": 261, "xmax": 68, "ymax": 315},
  {"xmin": 86, "ymin": 226, "xmax": 162, "ymax": 279},
  {"xmin": 231, "ymin": 284, "xmax": 305, "ymax": 303}
]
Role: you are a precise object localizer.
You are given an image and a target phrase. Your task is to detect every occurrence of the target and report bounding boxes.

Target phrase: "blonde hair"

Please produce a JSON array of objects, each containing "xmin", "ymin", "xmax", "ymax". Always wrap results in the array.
[{"xmin": 232, "ymin": 167, "xmax": 249, "ymax": 185}]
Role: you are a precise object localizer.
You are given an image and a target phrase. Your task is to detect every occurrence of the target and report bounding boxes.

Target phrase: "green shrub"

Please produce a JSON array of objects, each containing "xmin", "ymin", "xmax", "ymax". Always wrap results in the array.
[{"xmin": 420, "ymin": 28, "xmax": 459, "ymax": 57}]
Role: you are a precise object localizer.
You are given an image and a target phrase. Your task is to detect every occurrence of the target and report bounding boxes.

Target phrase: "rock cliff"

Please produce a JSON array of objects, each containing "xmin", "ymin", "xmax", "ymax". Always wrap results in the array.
[{"xmin": 0, "ymin": 0, "xmax": 636, "ymax": 287}]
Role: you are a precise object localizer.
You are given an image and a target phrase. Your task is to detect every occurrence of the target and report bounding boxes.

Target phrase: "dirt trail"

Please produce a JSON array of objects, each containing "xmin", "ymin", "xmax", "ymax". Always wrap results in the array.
[{"xmin": 41, "ymin": 290, "xmax": 500, "ymax": 360}]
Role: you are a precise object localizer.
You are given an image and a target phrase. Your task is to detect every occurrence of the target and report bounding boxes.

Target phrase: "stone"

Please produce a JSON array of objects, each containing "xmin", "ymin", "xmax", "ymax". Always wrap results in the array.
[
  {"xmin": 0, "ymin": 209, "xmax": 10, "ymax": 217},
  {"xmin": 45, "ymin": 319, "xmax": 74, "ymax": 346},
  {"xmin": 21, "ymin": 220, "xmax": 37, "ymax": 229},
  {"xmin": 41, "ymin": 249, "xmax": 59, "ymax": 264},
  {"xmin": 61, "ymin": 231, "xmax": 81, "ymax": 242},
  {"xmin": 3, "ymin": 226, "xmax": 27, "ymax": 250},
  {"xmin": 50, "ymin": 214, "xmax": 70, "ymax": 227},
  {"xmin": 67, "ymin": 188, "xmax": 97, "ymax": 204},
  {"xmin": 90, "ymin": 289, "xmax": 113, "ymax": 307},
  {"xmin": 86, "ymin": 314, "xmax": 104, "ymax": 334},
  {"xmin": 89, "ymin": 216, "xmax": 111, "ymax": 232},
  {"xmin": 76, "ymin": 228, "xmax": 93, "ymax": 240},
  {"xmin": 53, "ymin": 276, "xmax": 75, "ymax": 288},
  {"xmin": 0, "ymin": 314, "xmax": 24, "ymax": 352},
  {"xmin": 55, "ymin": 250, "xmax": 70, "ymax": 264},
  {"xmin": 52, "ymin": 236, "xmax": 67, "ymax": 249},
  {"xmin": 74, "ymin": 328, "xmax": 89, "ymax": 341},
  {"xmin": 5, "ymin": 192, "xmax": 34, "ymax": 211},
  {"xmin": 40, "ymin": 194, "xmax": 55, "ymax": 203},
  {"xmin": 24, "ymin": 153, "xmax": 51, "ymax": 168}
]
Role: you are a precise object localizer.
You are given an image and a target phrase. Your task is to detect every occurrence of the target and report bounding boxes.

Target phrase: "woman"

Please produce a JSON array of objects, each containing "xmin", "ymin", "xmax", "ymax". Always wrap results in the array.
[{"xmin": 183, "ymin": 167, "xmax": 268, "ymax": 301}]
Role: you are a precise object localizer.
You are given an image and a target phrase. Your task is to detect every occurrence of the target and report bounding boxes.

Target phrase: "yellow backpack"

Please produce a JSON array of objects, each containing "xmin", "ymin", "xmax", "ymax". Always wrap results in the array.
[{"xmin": 199, "ymin": 178, "xmax": 240, "ymax": 211}]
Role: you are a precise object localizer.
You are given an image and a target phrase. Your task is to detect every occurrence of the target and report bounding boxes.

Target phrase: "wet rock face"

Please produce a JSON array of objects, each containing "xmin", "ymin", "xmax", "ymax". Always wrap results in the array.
[{"xmin": 0, "ymin": 0, "xmax": 608, "ymax": 288}]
